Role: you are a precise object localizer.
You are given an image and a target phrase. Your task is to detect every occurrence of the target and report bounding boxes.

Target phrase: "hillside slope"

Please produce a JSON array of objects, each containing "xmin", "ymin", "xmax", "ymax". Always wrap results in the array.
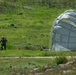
[{"xmin": 0, "ymin": 0, "xmax": 76, "ymax": 50}]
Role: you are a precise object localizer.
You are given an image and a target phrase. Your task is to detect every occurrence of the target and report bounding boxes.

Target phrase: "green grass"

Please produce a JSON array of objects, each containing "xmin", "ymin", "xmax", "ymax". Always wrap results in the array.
[
  {"xmin": 0, "ymin": 58, "xmax": 54, "ymax": 75},
  {"xmin": 0, "ymin": 1, "xmax": 76, "ymax": 75},
  {"xmin": 0, "ymin": 7, "xmax": 75, "ymax": 50},
  {"xmin": 0, "ymin": 57, "xmax": 76, "ymax": 75},
  {"xmin": 0, "ymin": 50, "xmax": 76, "ymax": 57},
  {"xmin": 0, "ymin": 0, "xmax": 76, "ymax": 51},
  {"xmin": 0, "ymin": 58, "xmax": 53, "ymax": 67}
]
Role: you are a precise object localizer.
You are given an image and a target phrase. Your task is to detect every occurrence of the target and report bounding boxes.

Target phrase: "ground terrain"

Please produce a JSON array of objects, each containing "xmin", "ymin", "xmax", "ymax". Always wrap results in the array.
[{"xmin": 0, "ymin": 0, "xmax": 76, "ymax": 75}]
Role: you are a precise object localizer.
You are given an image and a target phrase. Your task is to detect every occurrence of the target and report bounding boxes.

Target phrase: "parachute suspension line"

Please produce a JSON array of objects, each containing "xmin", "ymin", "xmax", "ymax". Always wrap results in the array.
[{"xmin": 68, "ymin": 25, "xmax": 72, "ymax": 49}]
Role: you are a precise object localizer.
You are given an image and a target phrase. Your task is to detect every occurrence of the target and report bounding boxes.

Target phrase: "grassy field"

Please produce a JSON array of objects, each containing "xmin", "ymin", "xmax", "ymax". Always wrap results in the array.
[
  {"xmin": 0, "ymin": 0, "xmax": 76, "ymax": 56},
  {"xmin": 0, "ymin": 8, "xmax": 75, "ymax": 50},
  {"xmin": 0, "ymin": 0, "xmax": 76, "ymax": 51},
  {"xmin": 0, "ymin": 58, "xmax": 54, "ymax": 75},
  {"xmin": 0, "ymin": 50, "xmax": 76, "ymax": 57},
  {"xmin": 0, "ymin": 57, "xmax": 76, "ymax": 75},
  {"xmin": 0, "ymin": 7, "xmax": 61, "ymax": 50},
  {"xmin": 0, "ymin": 0, "xmax": 76, "ymax": 75}
]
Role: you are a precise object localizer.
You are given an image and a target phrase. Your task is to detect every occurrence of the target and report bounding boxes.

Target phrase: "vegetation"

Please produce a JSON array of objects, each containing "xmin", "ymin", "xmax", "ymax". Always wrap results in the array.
[
  {"xmin": 0, "ymin": 0, "xmax": 76, "ymax": 50},
  {"xmin": 0, "ymin": 58, "xmax": 53, "ymax": 75},
  {"xmin": 0, "ymin": 57, "xmax": 76, "ymax": 75},
  {"xmin": 55, "ymin": 56, "xmax": 68, "ymax": 65},
  {"xmin": 0, "ymin": 0, "xmax": 76, "ymax": 75},
  {"xmin": 0, "ymin": 50, "xmax": 76, "ymax": 57}
]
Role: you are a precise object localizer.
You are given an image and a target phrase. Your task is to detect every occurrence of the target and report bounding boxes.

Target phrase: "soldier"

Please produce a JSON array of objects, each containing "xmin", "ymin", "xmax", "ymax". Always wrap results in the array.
[{"xmin": 0, "ymin": 36, "xmax": 7, "ymax": 50}]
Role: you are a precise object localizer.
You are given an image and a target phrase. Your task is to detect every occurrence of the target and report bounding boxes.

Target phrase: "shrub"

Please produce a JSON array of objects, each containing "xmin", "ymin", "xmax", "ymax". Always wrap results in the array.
[
  {"xmin": 10, "ymin": 23, "xmax": 15, "ymax": 27},
  {"xmin": 7, "ymin": 44, "xmax": 14, "ymax": 50},
  {"xmin": 44, "ymin": 52, "xmax": 51, "ymax": 56},
  {"xmin": 18, "ymin": 12, "xmax": 23, "ymax": 15},
  {"xmin": 55, "ymin": 56, "xmax": 68, "ymax": 65},
  {"xmin": 25, "ymin": 45, "xmax": 34, "ymax": 50},
  {"xmin": 10, "ymin": 23, "xmax": 17, "ymax": 28}
]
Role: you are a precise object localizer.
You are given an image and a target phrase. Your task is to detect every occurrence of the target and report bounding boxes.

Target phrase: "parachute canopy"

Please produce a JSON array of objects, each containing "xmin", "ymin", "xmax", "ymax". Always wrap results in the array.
[{"xmin": 52, "ymin": 10, "xmax": 76, "ymax": 51}]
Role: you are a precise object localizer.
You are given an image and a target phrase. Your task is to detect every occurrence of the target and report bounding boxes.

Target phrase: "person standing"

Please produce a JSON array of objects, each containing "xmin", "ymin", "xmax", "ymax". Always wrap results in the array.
[{"xmin": 0, "ymin": 36, "xmax": 7, "ymax": 50}]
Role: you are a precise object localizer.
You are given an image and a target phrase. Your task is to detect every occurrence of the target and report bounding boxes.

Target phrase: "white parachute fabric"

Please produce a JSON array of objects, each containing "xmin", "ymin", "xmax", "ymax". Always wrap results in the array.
[{"xmin": 52, "ymin": 10, "xmax": 76, "ymax": 51}]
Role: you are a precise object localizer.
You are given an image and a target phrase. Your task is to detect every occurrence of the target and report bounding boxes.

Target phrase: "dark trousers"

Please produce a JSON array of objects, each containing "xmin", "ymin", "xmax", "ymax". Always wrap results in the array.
[{"xmin": 1, "ymin": 44, "xmax": 6, "ymax": 50}]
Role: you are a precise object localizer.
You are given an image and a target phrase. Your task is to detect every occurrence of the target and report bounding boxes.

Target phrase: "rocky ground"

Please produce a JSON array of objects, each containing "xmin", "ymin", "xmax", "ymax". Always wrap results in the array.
[
  {"xmin": 0, "ymin": 56, "xmax": 76, "ymax": 75},
  {"xmin": 10, "ymin": 58, "xmax": 76, "ymax": 75},
  {"xmin": 29, "ymin": 59, "xmax": 76, "ymax": 75}
]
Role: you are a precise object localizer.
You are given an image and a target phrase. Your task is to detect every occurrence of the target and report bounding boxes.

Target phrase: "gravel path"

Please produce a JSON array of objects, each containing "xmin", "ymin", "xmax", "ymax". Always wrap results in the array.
[{"xmin": 0, "ymin": 56, "xmax": 76, "ymax": 59}]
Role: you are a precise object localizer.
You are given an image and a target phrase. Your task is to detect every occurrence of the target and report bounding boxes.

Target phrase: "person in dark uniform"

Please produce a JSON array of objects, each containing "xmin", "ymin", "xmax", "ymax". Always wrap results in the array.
[{"xmin": 0, "ymin": 36, "xmax": 7, "ymax": 50}]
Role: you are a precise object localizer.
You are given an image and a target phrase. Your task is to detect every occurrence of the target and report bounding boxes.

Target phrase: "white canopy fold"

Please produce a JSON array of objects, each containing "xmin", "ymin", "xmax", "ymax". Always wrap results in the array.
[{"xmin": 52, "ymin": 10, "xmax": 76, "ymax": 51}]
